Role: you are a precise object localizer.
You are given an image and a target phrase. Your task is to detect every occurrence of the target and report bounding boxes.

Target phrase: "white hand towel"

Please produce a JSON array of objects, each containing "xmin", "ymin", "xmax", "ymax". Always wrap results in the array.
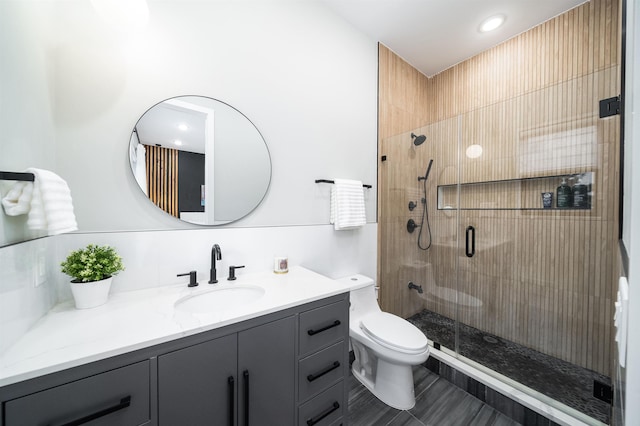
[
  {"xmin": 1, "ymin": 168, "xmax": 78, "ymax": 235},
  {"xmin": 1, "ymin": 181, "xmax": 33, "ymax": 216},
  {"xmin": 616, "ymin": 277, "xmax": 629, "ymax": 367},
  {"xmin": 330, "ymin": 179, "xmax": 366, "ymax": 230}
]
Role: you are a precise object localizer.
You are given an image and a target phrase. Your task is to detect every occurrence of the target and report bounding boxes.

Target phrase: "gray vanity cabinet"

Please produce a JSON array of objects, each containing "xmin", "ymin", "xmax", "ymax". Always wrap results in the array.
[
  {"xmin": 3, "ymin": 360, "xmax": 151, "ymax": 426},
  {"xmin": 0, "ymin": 293, "xmax": 348, "ymax": 426},
  {"xmin": 158, "ymin": 316, "xmax": 296, "ymax": 426},
  {"xmin": 297, "ymin": 300, "xmax": 349, "ymax": 426},
  {"xmin": 238, "ymin": 316, "xmax": 296, "ymax": 425},
  {"xmin": 158, "ymin": 333, "xmax": 238, "ymax": 425}
]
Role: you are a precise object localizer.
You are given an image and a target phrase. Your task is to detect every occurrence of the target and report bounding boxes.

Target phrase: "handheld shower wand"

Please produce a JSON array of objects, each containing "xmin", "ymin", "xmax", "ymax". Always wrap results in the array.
[
  {"xmin": 418, "ymin": 159, "xmax": 433, "ymax": 182},
  {"xmin": 417, "ymin": 159, "xmax": 433, "ymax": 250}
]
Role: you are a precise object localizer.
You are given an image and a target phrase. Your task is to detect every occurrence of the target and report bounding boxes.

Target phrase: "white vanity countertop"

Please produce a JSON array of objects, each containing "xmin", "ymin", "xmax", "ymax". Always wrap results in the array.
[{"xmin": 0, "ymin": 266, "xmax": 368, "ymax": 387}]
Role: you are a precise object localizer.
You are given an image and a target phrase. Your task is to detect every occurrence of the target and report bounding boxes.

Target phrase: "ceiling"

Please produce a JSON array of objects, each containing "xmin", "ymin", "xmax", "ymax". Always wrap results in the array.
[
  {"xmin": 136, "ymin": 101, "xmax": 207, "ymax": 154},
  {"xmin": 319, "ymin": 0, "xmax": 588, "ymax": 77}
]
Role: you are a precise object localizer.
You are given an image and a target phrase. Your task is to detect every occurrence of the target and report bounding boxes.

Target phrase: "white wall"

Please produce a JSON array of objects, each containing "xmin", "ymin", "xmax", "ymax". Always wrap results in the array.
[
  {"xmin": 0, "ymin": 3, "xmax": 57, "ymax": 246},
  {"xmin": 52, "ymin": 0, "xmax": 378, "ymax": 232}
]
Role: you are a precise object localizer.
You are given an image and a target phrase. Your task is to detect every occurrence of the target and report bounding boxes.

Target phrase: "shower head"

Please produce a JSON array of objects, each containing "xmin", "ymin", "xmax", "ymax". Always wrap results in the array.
[{"xmin": 411, "ymin": 133, "xmax": 426, "ymax": 146}]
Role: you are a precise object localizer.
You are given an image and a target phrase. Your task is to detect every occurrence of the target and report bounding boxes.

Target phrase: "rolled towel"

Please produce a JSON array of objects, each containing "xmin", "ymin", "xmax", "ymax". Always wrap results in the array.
[
  {"xmin": 1, "ymin": 181, "xmax": 34, "ymax": 216},
  {"xmin": 330, "ymin": 178, "xmax": 366, "ymax": 230},
  {"xmin": 1, "ymin": 168, "xmax": 78, "ymax": 235}
]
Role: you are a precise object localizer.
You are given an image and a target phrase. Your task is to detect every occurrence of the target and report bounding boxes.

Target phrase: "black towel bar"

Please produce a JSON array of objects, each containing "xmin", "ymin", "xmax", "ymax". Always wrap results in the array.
[
  {"xmin": 0, "ymin": 171, "xmax": 35, "ymax": 182},
  {"xmin": 315, "ymin": 179, "xmax": 372, "ymax": 189}
]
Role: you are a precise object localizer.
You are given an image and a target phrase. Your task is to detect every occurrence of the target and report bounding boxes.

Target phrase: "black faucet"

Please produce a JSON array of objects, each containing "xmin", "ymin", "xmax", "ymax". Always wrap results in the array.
[
  {"xmin": 228, "ymin": 265, "xmax": 245, "ymax": 281},
  {"xmin": 408, "ymin": 281, "xmax": 423, "ymax": 294},
  {"xmin": 177, "ymin": 271, "xmax": 198, "ymax": 287},
  {"xmin": 209, "ymin": 244, "xmax": 222, "ymax": 284}
]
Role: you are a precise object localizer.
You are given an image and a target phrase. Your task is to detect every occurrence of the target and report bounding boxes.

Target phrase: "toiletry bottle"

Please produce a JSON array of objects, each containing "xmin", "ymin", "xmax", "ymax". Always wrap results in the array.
[
  {"xmin": 572, "ymin": 174, "xmax": 589, "ymax": 209},
  {"xmin": 556, "ymin": 177, "xmax": 572, "ymax": 208}
]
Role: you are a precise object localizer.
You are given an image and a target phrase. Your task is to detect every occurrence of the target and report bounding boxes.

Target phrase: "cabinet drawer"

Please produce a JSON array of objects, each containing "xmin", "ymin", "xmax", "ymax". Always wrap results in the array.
[
  {"xmin": 299, "ymin": 300, "xmax": 348, "ymax": 357},
  {"xmin": 298, "ymin": 381, "xmax": 344, "ymax": 426},
  {"xmin": 299, "ymin": 341, "xmax": 345, "ymax": 402},
  {"xmin": 4, "ymin": 360, "xmax": 150, "ymax": 426},
  {"xmin": 329, "ymin": 418, "xmax": 344, "ymax": 426}
]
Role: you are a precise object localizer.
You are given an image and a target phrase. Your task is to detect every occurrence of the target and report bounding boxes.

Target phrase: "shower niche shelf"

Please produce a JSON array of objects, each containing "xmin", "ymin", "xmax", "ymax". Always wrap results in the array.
[{"xmin": 437, "ymin": 172, "xmax": 594, "ymax": 211}]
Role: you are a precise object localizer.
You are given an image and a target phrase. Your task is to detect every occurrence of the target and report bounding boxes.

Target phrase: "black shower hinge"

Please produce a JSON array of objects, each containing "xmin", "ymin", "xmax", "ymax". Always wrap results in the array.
[
  {"xmin": 593, "ymin": 380, "xmax": 612, "ymax": 404},
  {"xmin": 599, "ymin": 95, "xmax": 621, "ymax": 118}
]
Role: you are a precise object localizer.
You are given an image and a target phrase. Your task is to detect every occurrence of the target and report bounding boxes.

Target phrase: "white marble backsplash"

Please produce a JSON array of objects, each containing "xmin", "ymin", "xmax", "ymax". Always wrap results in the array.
[{"xmin": 0, "ymin": 237, "xmax": 57, "ymax": 355}]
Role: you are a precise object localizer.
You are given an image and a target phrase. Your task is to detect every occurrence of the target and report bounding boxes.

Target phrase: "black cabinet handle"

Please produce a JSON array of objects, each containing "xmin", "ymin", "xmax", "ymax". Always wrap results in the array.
[
  {"xmin": 306, "ymin": 401, "xmax": 340, "ymax": 426},
  {"xmin": 56, "ymin": 396, "xmax": 131, "ymax": 426},
  {"xmin": 243, "ymin": 370, "xmax": 250, "ymax": 426},
  {"xmin": 307, "ymin": 320, "xmax": 341, "ymax": 336},
  {"xmin": 307, "ymin": 361, "xmax": 341, "ymax": 382},
  {"xmin": 465, "ymin": 226, "xmax": 476, "ymax": 258},
  {"xmin": 228, "ymin": 376, "xmax": 235, "ymax": 426}
]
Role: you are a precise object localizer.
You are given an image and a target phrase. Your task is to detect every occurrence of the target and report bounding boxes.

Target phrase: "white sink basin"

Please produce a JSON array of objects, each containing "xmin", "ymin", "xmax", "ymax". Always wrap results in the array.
[{"xmin": 175, "ymin": 286, "xmax": 265, "ymax": 314}]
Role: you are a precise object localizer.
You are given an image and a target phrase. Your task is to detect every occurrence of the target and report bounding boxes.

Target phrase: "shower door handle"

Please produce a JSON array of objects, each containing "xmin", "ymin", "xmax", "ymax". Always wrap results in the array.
[{"xmin": 465, "ymin": 226, "xmax": 475, "ymax": 257}]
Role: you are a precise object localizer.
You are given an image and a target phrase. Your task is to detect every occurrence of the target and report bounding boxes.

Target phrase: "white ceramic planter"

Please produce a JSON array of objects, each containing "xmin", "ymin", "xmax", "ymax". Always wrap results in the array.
[{"xmin": 69, "ymin": 277, "xmax": 113, "ymax": 309}]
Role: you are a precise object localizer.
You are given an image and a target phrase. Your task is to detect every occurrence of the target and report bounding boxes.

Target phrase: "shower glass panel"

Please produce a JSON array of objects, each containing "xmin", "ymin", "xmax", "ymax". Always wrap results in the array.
[
  {"xmin": 387, "ymin": 66, "xmax": 619, "ymax": 425},
  {"xmin": 452, "ymin": 67, "xmax": 618, "ymax": 424},
  {"xmin": 378, "ymin": 116, "xmax": 460, "ymax": 324}
]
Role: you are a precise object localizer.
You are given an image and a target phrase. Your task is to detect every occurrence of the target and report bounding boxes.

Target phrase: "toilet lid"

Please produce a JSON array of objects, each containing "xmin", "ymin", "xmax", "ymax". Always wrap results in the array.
[{"xmin": 360, "ymin": 312, "xmax": 428, "ymax": 354}]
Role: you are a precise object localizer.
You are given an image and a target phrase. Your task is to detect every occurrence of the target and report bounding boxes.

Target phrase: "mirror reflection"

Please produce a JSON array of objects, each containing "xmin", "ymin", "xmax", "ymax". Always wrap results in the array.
[{"xmin": 129, "ymin": 96, "xmax": 271, "ymax": 225}]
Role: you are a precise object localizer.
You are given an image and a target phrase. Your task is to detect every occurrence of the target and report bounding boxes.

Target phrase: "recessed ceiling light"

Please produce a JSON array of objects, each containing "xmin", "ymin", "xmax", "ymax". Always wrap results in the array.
[
  {"xmin": 178, "ymin": 123, "xmax": 188, "ymax": 131},
  {"xmin": 174, "ymin": 140, "xmax": 183, "ymax": 146},
  {"xmin": 479, "ymin": 15, "xmax": 505, "ymax": 33}
]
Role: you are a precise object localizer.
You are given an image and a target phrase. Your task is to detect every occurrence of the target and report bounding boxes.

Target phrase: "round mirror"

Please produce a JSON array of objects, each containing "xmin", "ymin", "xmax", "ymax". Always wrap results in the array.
[{"xmin": 129, "ymin": 96, "xmax": 271, "ymax": 225}]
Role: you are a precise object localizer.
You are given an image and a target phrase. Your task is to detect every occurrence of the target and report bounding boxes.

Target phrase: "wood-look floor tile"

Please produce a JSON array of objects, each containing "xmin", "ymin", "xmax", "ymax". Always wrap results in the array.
[
  {"xmin": 468, "ymin": 405, "xmax": 521, "ymax": 426},
  {"xmin": 386, "ymin": 411, "xmax": 427, "ymax": 426},
  {"xmin": 412, "ymin": 366, "xmax": 440, "ymax": 398},
  {"xmin": 347, "ymin": 375, "xmax": 401, "ymax": 426},
  {"xmin": 411, "ymin": 379, "xmax": 485, "ymax": 425},
  {"xmin": 349, "ymin": 367, "xmax": 522, "ymax": 426}
]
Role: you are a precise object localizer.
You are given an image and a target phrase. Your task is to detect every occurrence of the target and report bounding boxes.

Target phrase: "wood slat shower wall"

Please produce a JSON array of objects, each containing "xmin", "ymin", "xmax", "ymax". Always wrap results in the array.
[
  {"xmin": 145, "ymin": 145, "xmax": 179, "ymax": 218},
  {"xmin": 378, "ymin": 0, "xmax": 620, "ymax": 376}
]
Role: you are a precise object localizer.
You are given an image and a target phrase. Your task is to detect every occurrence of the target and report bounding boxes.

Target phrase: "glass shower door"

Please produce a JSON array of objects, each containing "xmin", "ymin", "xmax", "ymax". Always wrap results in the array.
[{"xmin": 453, "ymin": 69, "xmax": 618, "ymax": 423}]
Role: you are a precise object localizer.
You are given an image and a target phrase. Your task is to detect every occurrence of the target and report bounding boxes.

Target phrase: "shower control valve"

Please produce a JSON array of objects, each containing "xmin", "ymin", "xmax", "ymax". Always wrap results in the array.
[{"xmin": 407, "ymin": 219, "xmax": 421, "ymax": 233}]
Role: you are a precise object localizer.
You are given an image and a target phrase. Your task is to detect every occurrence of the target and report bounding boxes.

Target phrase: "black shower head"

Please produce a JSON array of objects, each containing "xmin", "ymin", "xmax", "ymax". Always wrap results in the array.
[{"xmin": 411, "ymin": 133, "xmax": 426, "ymax": 146}]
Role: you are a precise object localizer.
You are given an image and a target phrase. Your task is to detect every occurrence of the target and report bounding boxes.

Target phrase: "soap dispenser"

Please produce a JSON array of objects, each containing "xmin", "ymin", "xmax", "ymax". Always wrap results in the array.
[
  {"xmin": 556, "ymin": 177, "xmax": 573, "ymax": 208},
  {"xmin": 572, "ymin": 174, "xmax": 589, "ymax": 209}
]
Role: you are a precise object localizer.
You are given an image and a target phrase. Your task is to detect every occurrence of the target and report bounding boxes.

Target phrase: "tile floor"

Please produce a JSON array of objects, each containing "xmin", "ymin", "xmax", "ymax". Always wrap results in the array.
[
  {"xmin": 407, "ymin": 309, "xmax": 610, "ymax": 424},
  {"xmin": 347, "ymin": 366, "xmax": 520, "ymax": 426}
]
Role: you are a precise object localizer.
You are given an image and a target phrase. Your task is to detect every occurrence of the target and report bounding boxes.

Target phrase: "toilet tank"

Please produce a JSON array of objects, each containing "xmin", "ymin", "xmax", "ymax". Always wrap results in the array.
[{"xmin": 336, "ymin": 274, "xmax": 381, "ymax": 320}]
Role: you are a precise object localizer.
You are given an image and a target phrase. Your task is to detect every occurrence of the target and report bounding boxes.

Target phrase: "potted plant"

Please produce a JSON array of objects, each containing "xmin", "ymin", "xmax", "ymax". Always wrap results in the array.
[{"xmin": 60, "ymin": 244, "xmax": 125, "ymax": 309}]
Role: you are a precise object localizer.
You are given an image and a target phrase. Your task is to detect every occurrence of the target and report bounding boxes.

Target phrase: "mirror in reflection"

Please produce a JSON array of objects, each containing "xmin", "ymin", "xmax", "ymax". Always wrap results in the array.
[{"xmin": 129, "ymin": 96, "xmax": 271, "ymax": 225}]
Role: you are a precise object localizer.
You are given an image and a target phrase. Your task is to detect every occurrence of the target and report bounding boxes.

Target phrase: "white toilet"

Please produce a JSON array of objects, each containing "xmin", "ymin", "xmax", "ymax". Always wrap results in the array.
[{"xmin": 339, "ymin": 275, "xmax": 430, "ymax": 410}]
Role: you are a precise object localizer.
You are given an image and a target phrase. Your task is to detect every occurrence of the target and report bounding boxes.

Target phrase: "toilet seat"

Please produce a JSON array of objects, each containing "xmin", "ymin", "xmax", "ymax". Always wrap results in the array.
[{"xmin": 359, "ymin": 312, "xmax": 428, "ymax": 354}]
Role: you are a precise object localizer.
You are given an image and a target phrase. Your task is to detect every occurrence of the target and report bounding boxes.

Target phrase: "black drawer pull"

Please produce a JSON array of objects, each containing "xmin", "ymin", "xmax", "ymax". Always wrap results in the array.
[
  {"xmin": 307, "ymin": 320, "xmax": 341, "ymax": 336},
  {"xmin": 228, "ymin": 376, "xmax": 235, "ymax": 426},
  {"xmin": 307, "ymin": 361, "xmax": 341, "ymax": 382},
  {"xmin": 306, "ymin": 401, "xmax": 340, "ymax": 426},
  {"xmin": 56, "ymin": 396, "xmax": 131, "ymax": 426},
  {"xmin": 243, "ymin": 370, "xmax": 250, "ymax": 426}
]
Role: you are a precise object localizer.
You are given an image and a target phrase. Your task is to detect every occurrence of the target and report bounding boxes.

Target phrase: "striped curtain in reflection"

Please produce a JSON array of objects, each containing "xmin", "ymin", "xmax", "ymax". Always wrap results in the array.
[{"xmin": 145, "ymin": 145, "xmax": 179, "ymax": 217}]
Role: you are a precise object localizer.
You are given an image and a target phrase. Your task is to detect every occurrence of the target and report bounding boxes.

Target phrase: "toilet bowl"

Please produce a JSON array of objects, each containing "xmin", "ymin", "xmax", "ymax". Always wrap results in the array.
[{"xmin": 338, "ymin": 275, "xmax": 430, "ymax": 410}]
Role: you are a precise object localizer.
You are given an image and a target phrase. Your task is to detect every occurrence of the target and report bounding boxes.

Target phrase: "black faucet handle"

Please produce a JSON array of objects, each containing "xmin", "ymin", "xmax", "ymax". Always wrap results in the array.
[
  {"xmin": 227, "ymin": 265, "xmax": 245, "ymax": 281},
  {"xmin": 178, "ymin": 271, "xmax": 199, "ymax": 287}
]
